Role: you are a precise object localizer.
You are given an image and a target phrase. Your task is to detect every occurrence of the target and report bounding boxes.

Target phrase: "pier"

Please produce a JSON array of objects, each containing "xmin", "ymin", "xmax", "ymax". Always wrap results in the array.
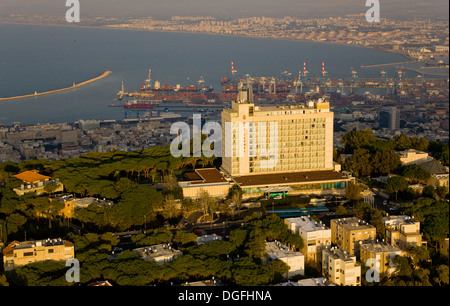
[
  {"xmin": 0, "ymin": 70, "xmax": 112, "ymax": 102},
  {"xmin": 359, "ymin": 61, "xmax": 414, "ymax": 68}
]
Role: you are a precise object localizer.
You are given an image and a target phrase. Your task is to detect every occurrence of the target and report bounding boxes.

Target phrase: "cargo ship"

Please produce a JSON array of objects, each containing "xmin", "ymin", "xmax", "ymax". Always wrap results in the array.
[{"xmin": 123, "ymin": 99, "xmax": 155, "ymax": 109}]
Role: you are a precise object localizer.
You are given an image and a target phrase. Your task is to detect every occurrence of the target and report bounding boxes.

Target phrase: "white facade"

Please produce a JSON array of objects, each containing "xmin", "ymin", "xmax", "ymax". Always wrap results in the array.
[
  {"xmin": 285, "ymin": 216, "xmax": 331, "ymax": 263},
  {"xmin": 265, "ymin": 241, "xmax": 305, "ymax": 279}
]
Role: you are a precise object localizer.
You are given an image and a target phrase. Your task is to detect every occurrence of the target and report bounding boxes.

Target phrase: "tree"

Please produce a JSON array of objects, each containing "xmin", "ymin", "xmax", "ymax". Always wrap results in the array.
[
  {"xmin": 114, "ymin": 177, "xmax": 138, "ymax": 194},
  {"xmin": 400, "ymin": 164, "xmax": 431, "ymax": 184},
  {"xmin": 433, "ymin": 265, "xmax": 449, "ymax": 286},
  {"xmin": 371, "ymin": 148, "xmax": 400, "ymax": 176},
  {"xmin": 344, "ymin": 148, "xmax": 373, "ymax": 177},
  {"xmin": 344, "ymin": 181, "xmax": 363, "ymax": 201},
  {"xmin": 385, "ymin": 176, "xmax": 409, "ymax": 201},
  {"xmin": 335, "ymin": 205, "xmax": 347, "ymax": 216},
  {"xmin": 173, "ymin": 230, "xmax": 198, "ymax": 246},
  {"xmin": 44, "ymin": 183, "xmax": 60, "ymax": 195}
]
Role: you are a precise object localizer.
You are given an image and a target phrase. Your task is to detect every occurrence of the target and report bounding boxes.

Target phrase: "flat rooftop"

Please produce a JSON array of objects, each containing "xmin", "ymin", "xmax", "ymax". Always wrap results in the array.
[
  {"xmin": 133, "ymin": 244, "xmax": 182, "ymax": 260},
  {"xmin": 285, "ymin": 216, "xmax": 330, "ymax": 232},
  {"xmin": 232, "ymin": 170, "xmax": 349, "ymax": 187},
  {"xmin": 4, "ymin": 238, "xmax": 73, "ymax": 255},
  {"xmin": 360, "ymin": 240, "xmax": 402, "ymax": 253},
  {"xmin": 266, "ymin": 241, "xmax": 304, "ymax": 260},
  {"xmin": 383, "ymin": 215, "xmax": 419, "ymax": 226},
  {"xmin": 331, "ymin": 217, "xmax": 375, "ymax": 230},
  {"xmin": 183, "ymin": 168, "xmax": 228, "ymax": 185},
  {"xmin": 323, "ymin": 246, "xmax": 357, "ymax": 262}
]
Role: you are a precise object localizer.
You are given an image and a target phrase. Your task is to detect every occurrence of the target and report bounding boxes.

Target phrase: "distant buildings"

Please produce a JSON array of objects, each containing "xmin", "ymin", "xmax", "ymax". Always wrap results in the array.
[
  {"xmin": 379, "ymin": 106, "xmax": 400, "ymax": 131},
  {"xmin": 397, "ymin": 149, "xmax": 449, "ymax": 188},
  {"xmin": 264, "ymin": 240, "xmax": 305, "ymax": 279},
  {"xmin": 2, "ymin": 238, "xmax": 74, "ymax": 271}
]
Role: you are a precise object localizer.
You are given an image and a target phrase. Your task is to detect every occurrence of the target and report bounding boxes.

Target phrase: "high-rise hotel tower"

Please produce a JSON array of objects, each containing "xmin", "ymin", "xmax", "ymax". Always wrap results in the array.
[{"xmin": 221, "ymin": 84, "xmax": 334, "ymax": 176}]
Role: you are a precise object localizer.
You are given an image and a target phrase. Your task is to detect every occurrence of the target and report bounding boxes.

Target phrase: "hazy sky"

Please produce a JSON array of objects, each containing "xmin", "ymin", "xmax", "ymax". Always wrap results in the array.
[{"xmin": 0, "ymin": 0, "xmax": 448, "ymax": 18}]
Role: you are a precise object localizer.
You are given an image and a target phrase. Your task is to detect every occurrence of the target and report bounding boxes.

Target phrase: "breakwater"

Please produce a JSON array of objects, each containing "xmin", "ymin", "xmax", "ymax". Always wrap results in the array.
[{"xmin": 0, "ymin": 70, "xmax": 112, "ymax": 101}]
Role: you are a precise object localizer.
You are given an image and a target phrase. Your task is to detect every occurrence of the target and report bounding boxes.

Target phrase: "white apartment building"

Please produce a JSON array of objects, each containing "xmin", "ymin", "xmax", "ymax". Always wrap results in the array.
[
  {"xmin": 265, "ymin": 240, "xmax": 305, "ymax": 279},
  {"xmin": 284, "ymin": 216, "xmax": 331, "ymax": 264},
  {"xmin": 322, "ymin": 246, "xmax": 361, "ymax": 286}
]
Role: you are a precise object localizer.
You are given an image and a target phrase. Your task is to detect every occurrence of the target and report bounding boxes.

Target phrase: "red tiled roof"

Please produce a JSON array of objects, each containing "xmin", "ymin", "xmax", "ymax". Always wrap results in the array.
[{"xmin": 12, "ymin": 170, "xmax": 51, "ymax": 183}]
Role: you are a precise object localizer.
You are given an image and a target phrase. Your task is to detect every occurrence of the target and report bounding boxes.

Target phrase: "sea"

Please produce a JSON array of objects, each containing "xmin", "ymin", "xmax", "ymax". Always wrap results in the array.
[{"xmin": 0, "ymin": 23, "xmax": 442, "ymax": 126}]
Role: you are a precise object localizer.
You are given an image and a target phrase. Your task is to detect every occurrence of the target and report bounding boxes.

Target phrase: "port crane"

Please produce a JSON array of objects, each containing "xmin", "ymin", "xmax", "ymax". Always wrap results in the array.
[
  {"xmin": 145, "ymin": 69, "xmax": 152, "ymax": 90},
  {"xmin": 379, "ymin": 69, "xmax": 387, "ymax": 88},
  {"xmin": 302, "ymin": 61, "xmax": 309, "ymax": 86},
  {"xmin": 350, "ymin": 68, "xmax": 359, "ymax": 88},
  {"xmin": 320, "ymin": 60, "xmax": 328, "ymax": 87}
]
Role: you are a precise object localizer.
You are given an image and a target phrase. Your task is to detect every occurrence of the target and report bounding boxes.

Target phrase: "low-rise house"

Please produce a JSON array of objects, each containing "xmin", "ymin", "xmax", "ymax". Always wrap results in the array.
[
  {"xmin": 2, "ymin": 238, "xmax": 75, "ymax": 271},
  {"xmin": 12, "ymin": 170, "xmax": 63, "ymax": 196},
  {"xmin": 197, "ymin": 234, "xmax": 223, "ymax": 245},
  {"xmin": 133, "ymin": 243, "xmax": 182, "ymax": 265}
]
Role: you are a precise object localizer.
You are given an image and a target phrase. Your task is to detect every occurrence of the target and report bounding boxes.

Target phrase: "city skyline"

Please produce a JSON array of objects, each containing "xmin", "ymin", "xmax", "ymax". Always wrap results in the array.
[{"xmin": 0, "ymin": 0, "xmax": 449, "ymax": 18}]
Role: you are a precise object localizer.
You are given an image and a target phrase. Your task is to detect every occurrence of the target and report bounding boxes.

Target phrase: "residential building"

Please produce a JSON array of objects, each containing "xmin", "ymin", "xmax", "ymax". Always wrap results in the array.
[
  {"xmin": 276, "ymin": 277, "xmax": 335, "ymax": 286},
  {"xmin": 197, "ymin": 234, "xmax": 223, "ymax": 245},
  {"xmin": 2, "ymin": 238, "xmax": 75, "ymax": 271},
  {"xmin": 88, "ymin": 280, "xmax": 113, "ymax": 286},
  {"xmin": 322, "ymin": 246, "xmax": 361, "ymax": 286},
  {"xmin": 284, "ymin": 216, "xmax": 331, "ymax": 264},
  {"xmin": 398, "ymin": 149, "xmax": 431, "ymax": 165},
  {"xmin": 183, "ymin": 278, "xmax": 223, "ymax": 286},
  {"xmin": 133, "ymin": 243, "xmax": 182, "ymax": 265},
  {"xmin": 330, "ymin": 217, "xmax": 377, "ymax": 256},
  {"xmin": 383, "ymin": 215, "xmax": 423, "ymax": 248},
  {"xmin": 12, "ymin": 170, "xmax": 64, "ymax": 196},
  {"xmin": 264, "ymin": 240, "xmax": 305, "ymax": 279},
  {"xmin": 359, "ymin": 239, "xmax": 402, "ymax": 275}
]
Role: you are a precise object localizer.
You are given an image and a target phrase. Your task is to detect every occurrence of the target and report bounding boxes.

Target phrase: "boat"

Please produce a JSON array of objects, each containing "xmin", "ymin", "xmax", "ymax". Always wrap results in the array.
[{"xmin": 124, "ymin": 99, "xmax": 155, "ymax": 109}]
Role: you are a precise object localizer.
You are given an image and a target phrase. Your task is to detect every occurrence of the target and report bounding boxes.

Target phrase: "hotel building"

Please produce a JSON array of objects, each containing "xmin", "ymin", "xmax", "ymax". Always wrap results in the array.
[
  {"xmin": 179, "ymin": 83, "xmax": 352, "ymax": 199},
  {"xmin": 221, "ymin": 84, "xmax": 351, "ymax": 198}
]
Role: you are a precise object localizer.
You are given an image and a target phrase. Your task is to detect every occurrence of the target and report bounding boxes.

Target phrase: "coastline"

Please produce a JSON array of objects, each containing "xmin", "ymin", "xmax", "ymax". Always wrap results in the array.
[
  {"xmin": 0, "ymin": 21, "xmax": 412, "ymax": 62},
  {"xmin": 0, "ymin": 70, "xmax": 112, "ymax": 102}
]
